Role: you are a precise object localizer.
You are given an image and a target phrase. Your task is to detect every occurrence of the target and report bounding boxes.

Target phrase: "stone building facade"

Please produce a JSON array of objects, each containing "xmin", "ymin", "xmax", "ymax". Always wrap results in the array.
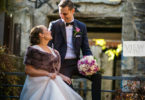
[{"xmin": 5, "ymin": 0, "xmax": 123, "ymax": 55}]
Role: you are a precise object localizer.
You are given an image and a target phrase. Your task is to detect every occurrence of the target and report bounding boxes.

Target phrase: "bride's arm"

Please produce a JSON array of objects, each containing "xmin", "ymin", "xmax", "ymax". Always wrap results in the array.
[{"xmin": 25, "ymin": 65, "xmax": 56, "ymax": 79}]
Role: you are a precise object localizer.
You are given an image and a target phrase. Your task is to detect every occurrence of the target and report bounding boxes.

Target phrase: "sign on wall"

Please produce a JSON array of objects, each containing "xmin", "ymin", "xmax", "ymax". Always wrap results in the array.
[{"xmin": 123, "ymin": 41, "xmax": 145, "ymax": 57}]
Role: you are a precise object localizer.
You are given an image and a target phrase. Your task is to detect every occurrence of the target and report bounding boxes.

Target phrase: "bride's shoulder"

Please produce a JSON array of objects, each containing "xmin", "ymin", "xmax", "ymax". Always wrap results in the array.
[{"xmin": 26, "ymin": 45, "xmax": 44, "ymax": 54}]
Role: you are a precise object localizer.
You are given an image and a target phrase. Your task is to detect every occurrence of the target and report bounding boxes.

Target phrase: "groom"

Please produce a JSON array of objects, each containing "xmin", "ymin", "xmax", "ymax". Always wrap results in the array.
[{"xmin": 48, "ymin": 0, "xmax": 101, "ymax": 100}]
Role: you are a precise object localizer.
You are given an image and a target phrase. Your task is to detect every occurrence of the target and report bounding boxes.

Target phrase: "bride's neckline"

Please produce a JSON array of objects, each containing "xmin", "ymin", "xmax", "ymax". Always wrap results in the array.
[
  {"xmin": 33, "ymin": 45, "xmax": 52, "ymax": 54},
  {"xmin": 31, "ymin": 45, "xmax": 57, "ymax": 57}
]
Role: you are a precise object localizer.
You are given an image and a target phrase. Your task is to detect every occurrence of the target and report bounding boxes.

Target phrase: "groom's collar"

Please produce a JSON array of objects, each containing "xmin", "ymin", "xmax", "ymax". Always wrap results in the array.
[
  {"xmin": 61, "ymin": 18, "xmax": 74, "ymax": 25},
  {"xmin": 59, "ymin": 19, "xmax": 78, "ymax": 28}
]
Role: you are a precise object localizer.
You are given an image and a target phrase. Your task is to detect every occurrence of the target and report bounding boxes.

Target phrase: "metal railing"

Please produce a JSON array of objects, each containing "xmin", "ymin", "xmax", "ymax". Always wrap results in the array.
[{"xmin": 0, "ymin": 72, "xmax": 145, "ymax": 100}]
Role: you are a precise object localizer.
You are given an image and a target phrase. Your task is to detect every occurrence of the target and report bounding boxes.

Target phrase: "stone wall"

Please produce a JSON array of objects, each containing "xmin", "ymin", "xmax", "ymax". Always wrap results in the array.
[
  {"xmin": 122, "ymin": 0, "xmax": 145, "ymax": 76},
  {"xmin": 122, "ymin": 0, "xmax": 145, "ymax": 91},
  {"xmin": 9, "ymin": 0, "xmax": 124, "ymax": 55}
]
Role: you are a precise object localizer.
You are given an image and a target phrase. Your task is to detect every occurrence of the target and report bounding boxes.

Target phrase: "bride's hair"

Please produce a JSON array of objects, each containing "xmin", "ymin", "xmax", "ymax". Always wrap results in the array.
[{"xmin": 29, "ymin": 25, "xmax": 44, "ymax": 45}]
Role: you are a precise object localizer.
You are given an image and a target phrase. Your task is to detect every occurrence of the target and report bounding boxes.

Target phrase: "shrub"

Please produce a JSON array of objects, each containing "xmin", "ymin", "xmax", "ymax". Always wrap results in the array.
[
  {"xmin": 0, "ymin": 46, "xmax": 23, "ymax": 100},
  {"xmin": 113, "ymin": 80, "xmax": 145, "ymax": 100}
]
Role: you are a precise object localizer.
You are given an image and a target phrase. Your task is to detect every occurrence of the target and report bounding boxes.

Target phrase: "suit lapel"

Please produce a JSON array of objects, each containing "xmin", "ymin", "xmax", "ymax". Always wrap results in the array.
[
  {"xmin": 59, "ymin": 19, "xmax": 67, "ymax": 43},
  {"xmin": 72, "ymin": 19, "xmax": 78, "ymax": 48},
  {"xmin": 73, "ymin": 19, "xmax": 78, "ymax": 37}
]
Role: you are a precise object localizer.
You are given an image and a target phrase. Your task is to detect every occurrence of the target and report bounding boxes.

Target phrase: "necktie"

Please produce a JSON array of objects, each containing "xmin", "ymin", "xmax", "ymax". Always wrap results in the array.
[{"xmin": 66, "ymin": 22, "xmax": 74, "ymax": 26}]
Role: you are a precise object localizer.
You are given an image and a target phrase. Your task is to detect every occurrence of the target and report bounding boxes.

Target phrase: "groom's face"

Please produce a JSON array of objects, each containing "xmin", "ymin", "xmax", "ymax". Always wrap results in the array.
[{"xmin": 59, "ymin": 6, "xmax": 75, "ymax": 23}]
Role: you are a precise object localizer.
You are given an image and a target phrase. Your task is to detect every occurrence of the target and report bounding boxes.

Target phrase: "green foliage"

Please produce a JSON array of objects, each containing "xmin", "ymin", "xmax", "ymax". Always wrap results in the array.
[{"xmin": 0, "ymin": 46, "xmax": 23, "ymax": 100}]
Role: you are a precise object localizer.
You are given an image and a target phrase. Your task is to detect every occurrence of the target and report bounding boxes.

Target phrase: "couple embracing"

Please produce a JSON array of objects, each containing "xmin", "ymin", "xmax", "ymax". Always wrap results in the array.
[{"xmin": 20, "ymin": 0, "xmax": 100, "ymax": 100}]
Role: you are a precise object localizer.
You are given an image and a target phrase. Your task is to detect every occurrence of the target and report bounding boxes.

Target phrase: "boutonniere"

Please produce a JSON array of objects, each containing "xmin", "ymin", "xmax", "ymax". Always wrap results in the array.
[{"xmin": 73, "ymin": 27, "xmax": 82, "ymax": 36}]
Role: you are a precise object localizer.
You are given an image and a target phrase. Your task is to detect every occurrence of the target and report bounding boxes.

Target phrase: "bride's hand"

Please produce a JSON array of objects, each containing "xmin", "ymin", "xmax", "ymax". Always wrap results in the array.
[
  {"xmin": 61, "ymin": 75, "xmax": 72, "ymax": 85},
  {"xmin": 48, "ymin": 73, "xmax": 57, "ymax": 79}
]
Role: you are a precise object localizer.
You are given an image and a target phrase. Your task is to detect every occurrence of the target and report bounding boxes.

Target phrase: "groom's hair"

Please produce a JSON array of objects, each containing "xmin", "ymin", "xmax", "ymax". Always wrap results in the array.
[{"xmin": 58, "ymin": 0, "xmax": 74, "ymax": 10}]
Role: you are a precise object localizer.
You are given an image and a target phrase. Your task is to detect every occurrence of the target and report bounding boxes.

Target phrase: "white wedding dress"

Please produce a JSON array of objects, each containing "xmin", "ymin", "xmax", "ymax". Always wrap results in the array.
[
  {"xmin": 20, "ymin": 76, "xmax": 83, "ymax": 100},
  {"xmin": 20, "ymin": 45, "xmax": 83, "ymax": 100}
]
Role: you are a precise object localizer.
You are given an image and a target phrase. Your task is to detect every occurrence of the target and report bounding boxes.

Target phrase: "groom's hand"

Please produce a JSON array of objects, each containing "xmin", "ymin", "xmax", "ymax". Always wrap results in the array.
[
  {"xmin": 48, "ymin": 73, "xmax": 57, "ymax": 79},
  {"xmin": 62, "ymin": 75, "xmax": 72, "ymax": 85}
]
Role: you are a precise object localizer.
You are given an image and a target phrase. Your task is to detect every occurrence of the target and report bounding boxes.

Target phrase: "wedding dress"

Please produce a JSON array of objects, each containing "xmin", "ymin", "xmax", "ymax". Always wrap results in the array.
[{"xmin": 20, "ymin": 45, "xmax": 83, "ymax": 100}]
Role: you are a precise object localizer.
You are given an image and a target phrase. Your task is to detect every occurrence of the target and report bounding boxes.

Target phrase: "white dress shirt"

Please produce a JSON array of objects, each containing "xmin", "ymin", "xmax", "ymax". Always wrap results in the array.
[{"xmin": 62, "ymin": 19, "xmax": 76, "ymax": 59}]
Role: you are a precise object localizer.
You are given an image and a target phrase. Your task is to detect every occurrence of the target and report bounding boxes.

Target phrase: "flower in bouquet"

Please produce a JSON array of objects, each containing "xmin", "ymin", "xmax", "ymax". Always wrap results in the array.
[{"xmin": 77, "ymin": 56, "xmax": 100, "ymax": 76}]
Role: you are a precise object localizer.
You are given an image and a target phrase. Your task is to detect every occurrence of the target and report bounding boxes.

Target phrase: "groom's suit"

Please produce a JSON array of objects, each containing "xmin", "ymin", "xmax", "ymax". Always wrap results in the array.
[
  {"xmin": 48, "ymin": 19, "xmax": 92, "ymax": 61},
  {"xmin": 48, "ymin": 19, "xmax": 101, "ymax": 100}
]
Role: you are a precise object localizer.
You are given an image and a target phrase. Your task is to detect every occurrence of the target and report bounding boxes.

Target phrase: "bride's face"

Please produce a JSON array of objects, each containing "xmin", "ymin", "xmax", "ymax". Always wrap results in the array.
[{"xmin": 40, "ymin": 26, "xmax": 52, "ymax": 41}]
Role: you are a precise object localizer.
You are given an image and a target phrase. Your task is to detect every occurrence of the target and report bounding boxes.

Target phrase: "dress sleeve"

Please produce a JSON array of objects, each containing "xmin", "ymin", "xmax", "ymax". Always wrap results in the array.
[{"xmin": 23, "ymin": 47, "xmax": 32, "ymax": 65}]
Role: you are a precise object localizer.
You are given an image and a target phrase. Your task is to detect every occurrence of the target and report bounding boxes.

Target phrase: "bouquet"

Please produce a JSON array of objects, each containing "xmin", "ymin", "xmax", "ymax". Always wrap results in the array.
[{"xmin": 77, "ymin": 55, "xmax": 100, "ymax": 76}]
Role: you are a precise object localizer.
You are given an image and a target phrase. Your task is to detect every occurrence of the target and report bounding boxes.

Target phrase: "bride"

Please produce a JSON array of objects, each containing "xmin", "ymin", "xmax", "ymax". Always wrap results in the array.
[{"xmin": 20, "ymin": 25, "xmax": 83, "ymax": 100}]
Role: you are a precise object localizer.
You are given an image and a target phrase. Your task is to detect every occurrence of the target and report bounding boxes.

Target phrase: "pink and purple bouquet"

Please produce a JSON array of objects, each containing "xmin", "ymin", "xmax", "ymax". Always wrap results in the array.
[{"xmin": 78, "ymin": 56, "xmax": 100, "ymax": 76}]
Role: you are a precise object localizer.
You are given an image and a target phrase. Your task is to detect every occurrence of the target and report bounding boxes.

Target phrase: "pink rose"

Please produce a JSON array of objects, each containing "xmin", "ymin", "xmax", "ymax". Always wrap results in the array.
[{"xmin": 76, "ymin": 27, "xmax": 80, "ymax": 32}]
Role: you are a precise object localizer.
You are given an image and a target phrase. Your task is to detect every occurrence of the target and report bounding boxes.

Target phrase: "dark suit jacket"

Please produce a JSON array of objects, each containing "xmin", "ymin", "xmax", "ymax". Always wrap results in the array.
[{"xmin": 48, "ymin": 19, "xmax": 92, "ymax": 61}]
